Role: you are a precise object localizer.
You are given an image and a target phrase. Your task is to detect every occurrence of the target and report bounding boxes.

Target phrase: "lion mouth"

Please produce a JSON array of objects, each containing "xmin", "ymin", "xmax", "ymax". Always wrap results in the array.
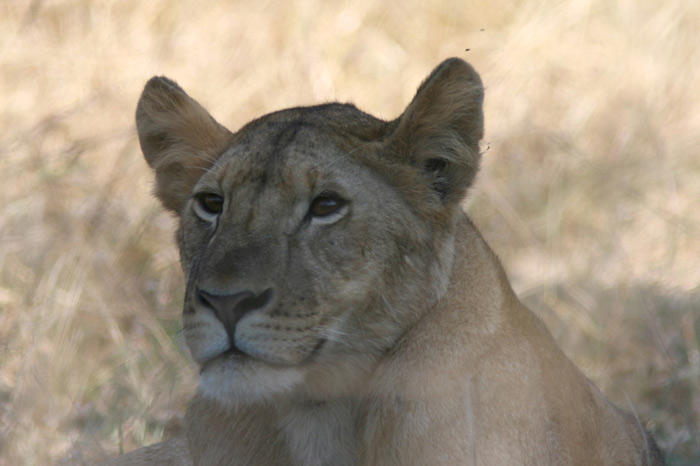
[
  {"xmin": 199, "ymin": 338, "xmax": 327, "ymax": 374},
  {"xmin": 198, "ymin": 347, "xmax": 245, "ymax": 373}
]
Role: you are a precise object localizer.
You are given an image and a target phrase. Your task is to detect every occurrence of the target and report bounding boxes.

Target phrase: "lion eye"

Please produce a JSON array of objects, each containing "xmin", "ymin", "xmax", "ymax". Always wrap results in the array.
[
  {"xmin": 309, "ymin": 193, "xmax": 346, "ymax": 218},
  {"xmin": 195, "ymin": 193, "xmax": 224, "ymax": 215}
]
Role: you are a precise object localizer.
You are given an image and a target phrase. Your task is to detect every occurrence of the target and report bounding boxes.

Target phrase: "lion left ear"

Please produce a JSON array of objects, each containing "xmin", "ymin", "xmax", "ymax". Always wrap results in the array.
[{"xmin": 387, "ymin": 58, "xmax": 484, "ymax": 206}]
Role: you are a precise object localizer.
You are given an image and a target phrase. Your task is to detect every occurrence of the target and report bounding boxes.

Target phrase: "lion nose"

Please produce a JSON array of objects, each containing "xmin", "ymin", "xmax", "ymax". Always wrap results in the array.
[{"xmin": 196, "ymin": 287, "xmax": 274, "ymax": 342}]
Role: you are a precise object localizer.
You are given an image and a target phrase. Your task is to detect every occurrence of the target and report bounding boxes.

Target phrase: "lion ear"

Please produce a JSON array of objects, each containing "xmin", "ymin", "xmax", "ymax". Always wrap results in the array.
[
  {"xmin": 135, "ymin": 77, "xmax": 232, "ymax": 214},
  {"xmin": 387, "ymin": 58, "xmax": 484, "ymax": 206}
]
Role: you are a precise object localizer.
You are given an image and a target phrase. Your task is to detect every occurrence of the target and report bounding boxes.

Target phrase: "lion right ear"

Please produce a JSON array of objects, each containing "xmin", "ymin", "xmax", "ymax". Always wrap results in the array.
[
  {"xmin": 136, "ymin": 77, "xmax": 232, "ymax": 214},
  {"xmin": 385, "ymin": 58, "xmax": 484, "ymax": 210}
]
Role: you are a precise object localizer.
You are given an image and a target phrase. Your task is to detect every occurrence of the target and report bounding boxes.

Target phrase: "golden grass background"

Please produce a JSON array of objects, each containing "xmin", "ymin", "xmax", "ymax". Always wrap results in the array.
[{"xmin": 1, "ymin": 0, "xmax": 698, "ymax": 464}]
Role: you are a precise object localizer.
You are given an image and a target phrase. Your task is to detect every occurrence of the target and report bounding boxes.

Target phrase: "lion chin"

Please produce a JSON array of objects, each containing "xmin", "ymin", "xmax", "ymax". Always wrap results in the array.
[{"xmin": 197, "ymin": 354, "xmax": 304, "ymax": 405}]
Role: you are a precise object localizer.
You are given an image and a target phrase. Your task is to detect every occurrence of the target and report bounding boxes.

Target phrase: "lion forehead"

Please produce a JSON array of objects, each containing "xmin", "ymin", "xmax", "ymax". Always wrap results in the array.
[
  {"xmin": 211, "ymin": 124, "xmax": 380, "ymax": 207},
  {"xmin": 217, "ymin": 103, "xmax": 388, "ymax": 166}
]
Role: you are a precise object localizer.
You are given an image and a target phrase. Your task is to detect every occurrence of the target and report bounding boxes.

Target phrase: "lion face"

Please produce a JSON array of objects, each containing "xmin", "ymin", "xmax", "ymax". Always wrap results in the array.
[
  {"xmin": 136, "ymin": 59, "xmax": 484, "ymax": 404},
  {"xmin": 178, "ymin": 120, "xmax": 425, "ymax": 402}
]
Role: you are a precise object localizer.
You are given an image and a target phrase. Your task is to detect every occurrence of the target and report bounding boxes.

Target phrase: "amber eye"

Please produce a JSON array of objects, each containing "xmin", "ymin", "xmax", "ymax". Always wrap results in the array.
[
  {"xmin": 309, "ymin": 193, "xmax": 346, "ymax": 218},
  {"xmin": 195, "ymin": 193, "xmax": 224, "ymax": 215}
]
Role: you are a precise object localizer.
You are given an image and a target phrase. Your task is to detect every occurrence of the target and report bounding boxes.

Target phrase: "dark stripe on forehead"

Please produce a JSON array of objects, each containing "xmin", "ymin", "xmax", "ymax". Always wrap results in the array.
[
  {"xmin": 269, "ymin": 120, "xmax": 305, "ymax": 161},
  {"xmin": 250, "ymin": 120, "xmax": 307, "ymax": 191}
]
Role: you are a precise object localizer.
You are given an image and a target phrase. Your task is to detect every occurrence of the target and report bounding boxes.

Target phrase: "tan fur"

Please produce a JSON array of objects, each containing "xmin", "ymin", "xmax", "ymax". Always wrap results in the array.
[{"xmin": 116, "ymin": 58, "xmax": 663, "ymax": 465}]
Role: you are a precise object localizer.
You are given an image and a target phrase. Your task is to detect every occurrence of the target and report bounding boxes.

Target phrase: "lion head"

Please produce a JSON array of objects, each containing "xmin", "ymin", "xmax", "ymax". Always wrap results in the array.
[{"xmin": 135, "ymin": 58, "xmax": 484, "ymax": 405}]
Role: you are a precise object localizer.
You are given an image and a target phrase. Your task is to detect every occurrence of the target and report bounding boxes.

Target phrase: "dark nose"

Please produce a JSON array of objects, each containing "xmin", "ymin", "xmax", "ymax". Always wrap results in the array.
[{"xmin": 196, "ymin": 287, "xmax": 274, "ymax": 342}]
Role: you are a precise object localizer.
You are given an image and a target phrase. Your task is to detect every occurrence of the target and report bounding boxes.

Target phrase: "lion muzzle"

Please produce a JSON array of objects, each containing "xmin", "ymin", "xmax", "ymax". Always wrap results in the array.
[{"xmin": 196, "ymin": 287, "xmax": 275, "ymax": 352}]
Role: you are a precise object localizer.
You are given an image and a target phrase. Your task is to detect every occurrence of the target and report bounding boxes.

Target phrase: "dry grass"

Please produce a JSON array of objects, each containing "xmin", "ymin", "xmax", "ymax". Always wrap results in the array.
[{"xmin": 1, "ymin": 0, "xmax": 698, "ymax": 464}]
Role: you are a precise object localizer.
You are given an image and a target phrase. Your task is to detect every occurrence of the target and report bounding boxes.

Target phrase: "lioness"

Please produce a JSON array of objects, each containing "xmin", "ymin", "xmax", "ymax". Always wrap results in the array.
[{"xmin": 117, "ymin": 58, "xmax": 663, "ymax": 465}]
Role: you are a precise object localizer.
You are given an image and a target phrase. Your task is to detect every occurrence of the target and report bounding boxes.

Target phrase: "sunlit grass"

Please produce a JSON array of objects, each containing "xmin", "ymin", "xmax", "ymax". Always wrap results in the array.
[{"xmin": 1, "ymin": 0, "xmax": 698, "ymax": 463}]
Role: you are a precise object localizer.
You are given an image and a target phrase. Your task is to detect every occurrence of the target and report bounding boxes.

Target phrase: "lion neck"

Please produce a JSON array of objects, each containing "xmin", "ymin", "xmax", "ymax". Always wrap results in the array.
[{"xmin": 365, "ymin": 211, "xmax": 517, "ymax": 397}]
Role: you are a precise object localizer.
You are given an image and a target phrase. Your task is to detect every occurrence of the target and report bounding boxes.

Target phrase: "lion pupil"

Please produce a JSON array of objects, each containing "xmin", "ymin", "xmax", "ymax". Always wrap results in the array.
[
  {"xmin": 312, "ymin": 197, "xmax": 338, "ymax": 216},
  {"xmin": 204, "ymin": 195, "xmax": 223, "ymax": 214}
]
